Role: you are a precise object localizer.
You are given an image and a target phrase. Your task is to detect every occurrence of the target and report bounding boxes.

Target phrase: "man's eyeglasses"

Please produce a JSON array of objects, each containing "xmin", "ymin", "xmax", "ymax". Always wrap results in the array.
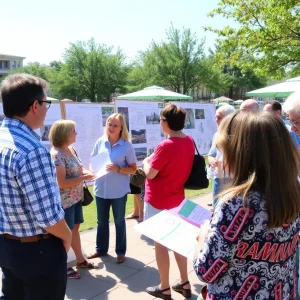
[
  {"xmin": 159, "ymin": 118, "xmax": 166, "ymax": 122},
  {"xmin": 40, "ymin": 100, "xmax": 52, "ymax": 109},
  {"xmin": 287, "ymin": 117, "xmax": 300, "ymax": 127}
]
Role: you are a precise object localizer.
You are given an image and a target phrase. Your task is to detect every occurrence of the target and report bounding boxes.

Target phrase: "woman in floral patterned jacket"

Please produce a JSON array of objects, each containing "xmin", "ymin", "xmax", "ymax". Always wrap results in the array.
[
  {"xmin": 49, "ymin": 120, "xmax": 97, "ymax": 279},
  {"xmin": 194, "ymin": 111, "xmax": 300, "ymax": 300}
]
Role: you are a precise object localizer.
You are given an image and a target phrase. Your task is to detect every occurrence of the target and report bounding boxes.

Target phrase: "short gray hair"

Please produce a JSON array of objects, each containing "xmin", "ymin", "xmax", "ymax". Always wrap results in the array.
[
  {"xmin": 283, "ymin": 91, "xmax": 300, "ymax": 115},
  {"xmin": 217, "ymin": 104, "xmax": 235, "ymax": 117}
]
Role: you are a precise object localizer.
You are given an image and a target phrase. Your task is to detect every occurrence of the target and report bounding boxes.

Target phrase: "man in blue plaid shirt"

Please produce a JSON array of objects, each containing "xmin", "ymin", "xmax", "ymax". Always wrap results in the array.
[{"xmin": 0, "ymin": 74, "xmax": 72, "ymax": 300}]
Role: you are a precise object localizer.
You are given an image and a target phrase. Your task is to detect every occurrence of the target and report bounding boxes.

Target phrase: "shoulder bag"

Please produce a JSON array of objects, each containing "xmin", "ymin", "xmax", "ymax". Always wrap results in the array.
[
  {"xmin": 184, "ymin": 138, "xmax": 209, "ymax": 190},
  {"xmin": 130, "ymin": 168, "xmax": 146, "ymax": 188},
  {"xmin": 82, "ymin": 181, "xmax": 94, "ymax": 206},
  {"xmin": 72, "ymin": 147, "xmax": 94, "ymax": 206}
]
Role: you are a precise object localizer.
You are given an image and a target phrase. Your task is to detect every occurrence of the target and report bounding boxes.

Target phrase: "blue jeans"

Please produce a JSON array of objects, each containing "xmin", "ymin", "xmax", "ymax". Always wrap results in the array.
[
  {"xmin": 95, "ymin": 195, "xmax": 127, "ymax": 256},
  {"xmin": 212, "ymin": 178, "xmax": 231, "ymax": 207},
  {"xmin": 0, "ymin": 235, "xmax": 67, "ymax": 300}
]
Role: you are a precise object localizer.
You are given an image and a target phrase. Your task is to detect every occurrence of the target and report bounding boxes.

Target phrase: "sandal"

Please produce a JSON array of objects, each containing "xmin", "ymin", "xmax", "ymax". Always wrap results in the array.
[
  {"xmin": 67, "ymin": 267, "xmax": 81, "ymax": 279},
  {"xmin": 146, "ymin": 286, "xmax": 171, "ymax": 300},
  {"xmin": 125, "ymin": 214, "xmax": 139, "ymax": 219},
  {"xmin": 172, "ymin": 281, "xmax": 192, "ymax": 298},
  {"xmin": 76, "ymin": 260, "xmax": 98, "ymax": 269},
  {"xmin": 116, "ymin": 256, "xmax": 126, "ymax": 264}
]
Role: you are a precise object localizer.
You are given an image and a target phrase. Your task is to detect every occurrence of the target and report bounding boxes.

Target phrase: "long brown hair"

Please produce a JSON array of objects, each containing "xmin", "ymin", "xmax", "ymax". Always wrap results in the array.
[{"xmin": 216, "ymin": 110, "xmax": 300, "ymax": 228}]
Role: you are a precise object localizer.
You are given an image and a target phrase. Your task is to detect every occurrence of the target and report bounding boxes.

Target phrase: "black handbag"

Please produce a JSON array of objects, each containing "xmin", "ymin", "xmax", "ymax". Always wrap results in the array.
[
  {"xmin": 82, "ymin": 181, "xmax": 94, "ymax": 206},
  {"xmin": 184, "ymin": 139, "xmax": 209, "ymax": 190},
  {"xmin": 72, "ymin": 148, "xmax": 94, "ymax": 206},
  {"xmin": 130, "ymin": 168, "xmax": 146, "ymax": 188}
]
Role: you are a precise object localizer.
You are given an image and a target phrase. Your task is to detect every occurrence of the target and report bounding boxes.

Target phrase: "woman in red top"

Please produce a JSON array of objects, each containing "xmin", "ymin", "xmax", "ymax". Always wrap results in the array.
[{"xmin": 143, "ymin": 104, "xmax": 195, "ymax": 300}]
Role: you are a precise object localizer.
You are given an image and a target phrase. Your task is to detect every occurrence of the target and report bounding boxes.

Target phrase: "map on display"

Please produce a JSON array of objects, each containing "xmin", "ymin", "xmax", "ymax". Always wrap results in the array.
[
  {"xmin": 64, "ymin": 103, "xmax": 114, "ymax": 170},
  {"xmin": 171, "ymin": 102, "xmax": 217, "ymax": 155},
  {"xmin": 0, "ymin": 103, "xmax": 62, "ymax": 148},
  {"xmin": 115, "ymin": 100, "xmax": 165, "ymax": 166}
]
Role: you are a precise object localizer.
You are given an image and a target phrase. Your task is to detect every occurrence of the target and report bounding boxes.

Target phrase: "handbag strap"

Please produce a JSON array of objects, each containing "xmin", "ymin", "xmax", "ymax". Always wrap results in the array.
[
  {"xmin": 72, "ymin": 147, "xmax": 88, "ymax": 187},
  {"xmin": 83, "ymin": 181, "xmax": 88, "ymax": 188},
  {"xmin": 72, "ymin": 147, "xmax": 78, "ymax": 158},
  {"xmin": 189, "ymin": 136, "xmax": 200, "ymax": 156}
]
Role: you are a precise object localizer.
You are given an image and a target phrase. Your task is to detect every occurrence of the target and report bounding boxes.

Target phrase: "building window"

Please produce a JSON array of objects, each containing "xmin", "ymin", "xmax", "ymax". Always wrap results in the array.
[{"xmin": 0, "ymin": 61, "xmax": 9, "ymax": 69}]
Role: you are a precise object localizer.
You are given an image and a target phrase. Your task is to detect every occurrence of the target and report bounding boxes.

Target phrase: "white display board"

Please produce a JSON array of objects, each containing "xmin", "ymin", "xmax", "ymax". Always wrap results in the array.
[
  {"xmin": 41, "ymin": 103, "xmax": 63, "ymax": 151},
  {"xmin": 171, "ymin": 102, "xmax": 217, "ymax": 155},
  {"xmin": 115, "ymin": 100, "xmax": 164, "ymax": 165},
  {"xmin": 64, "ymin": 103, "xmax": 114, "ymax": 170},
  {"xmin": 0, "ymin": 103, "xmax": 62, "ymax": 146}
]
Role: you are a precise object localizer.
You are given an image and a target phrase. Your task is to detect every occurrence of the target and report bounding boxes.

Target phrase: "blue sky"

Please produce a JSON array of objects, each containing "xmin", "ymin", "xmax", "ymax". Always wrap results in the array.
[{"xmin": 1, "ymin": 0, "xmax": 233, "ymax": 65}]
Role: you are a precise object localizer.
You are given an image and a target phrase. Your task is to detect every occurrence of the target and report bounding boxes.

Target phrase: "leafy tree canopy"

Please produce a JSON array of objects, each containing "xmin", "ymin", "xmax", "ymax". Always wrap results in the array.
[
  {"xmin": 206, "ymin": 0, "xmax": 300, "ymax": 77},
  {"xmin": 57, "ymin": 38, "xmax": 127, "ymax": 101},
  {"xmin": 129, "ymin": 24, "xmax": 207, "ymax": 95}
]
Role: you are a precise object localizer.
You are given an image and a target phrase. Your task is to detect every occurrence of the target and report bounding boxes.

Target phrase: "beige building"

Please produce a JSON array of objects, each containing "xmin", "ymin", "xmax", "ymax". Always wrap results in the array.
[{"xmin": 0, "ymin": 54, "xmax": 25, "ymax": 79}]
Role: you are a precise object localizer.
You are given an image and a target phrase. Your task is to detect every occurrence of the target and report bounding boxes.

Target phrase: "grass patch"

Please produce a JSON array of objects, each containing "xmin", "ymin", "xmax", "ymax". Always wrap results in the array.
[{"xmin": 80, "ymin": 180, "xmax": 212, "ymax": 232}]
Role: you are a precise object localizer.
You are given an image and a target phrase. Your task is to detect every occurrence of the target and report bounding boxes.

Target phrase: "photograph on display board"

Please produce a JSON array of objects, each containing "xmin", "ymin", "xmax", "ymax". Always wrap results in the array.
[
  {"xmin": 117, "ymin": 107, "xmax": 129, "ymax": 130},
  {"xmin": 195, "ymin": 109, "xmax": 205, "ymax": 119},
  {"xmin": 41, "ymin": 125, "xmax": 52, "ymax": 141},
  {"xmin": 146, "ymin": 112, "xmax": 160, "ymax": 124},
  {"xmin": 148, "ymin": 147, "xmax": 155, "ymax": 156},
  {"xmin": 102, "ymin": 107, "xmax": 114, "ymax": 126},
  {"xmin": 184, "ymin": 108, "xmax": 195, "ymax": 129},
  {"xmin": 158, "ymin": 103, "xmax": 164, "ymax": 109},
  {"xmin": 134, "ymin": 147, "xmax": 147, "ymax": 161},
  {"xmin": 131, "ymin": 129, "xmax": 147, "ymax": 144}
]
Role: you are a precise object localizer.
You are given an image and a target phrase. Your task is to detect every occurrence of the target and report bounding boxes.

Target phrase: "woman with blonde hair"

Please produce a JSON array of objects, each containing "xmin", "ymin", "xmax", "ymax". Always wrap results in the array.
[
  {"xmin": 194, "ymin": 111, "xmax": 300, "ymax": 299},
  {"xmin": 88, "ymin": 113, "xmax": 137, "ymax": 264},
  {"xmin": 49, "ymin": 120, "xmax": 97, "ymax": 279}
]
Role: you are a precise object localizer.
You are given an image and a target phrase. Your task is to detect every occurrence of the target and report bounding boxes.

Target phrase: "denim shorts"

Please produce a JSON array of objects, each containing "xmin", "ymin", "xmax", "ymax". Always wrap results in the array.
[
  {"xmin": 64, "ymin": 201, "xmax": 84, "ymax": 230},
  {"xmin": 144, "ymin": 201, "xmax": 163, "ymax": 221}
]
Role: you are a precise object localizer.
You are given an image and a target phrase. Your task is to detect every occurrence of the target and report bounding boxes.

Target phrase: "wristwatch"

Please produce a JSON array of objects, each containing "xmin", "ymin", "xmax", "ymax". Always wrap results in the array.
[{"xmin": 117, "ymin": 166, "xmax": 121, "ymax": 173}]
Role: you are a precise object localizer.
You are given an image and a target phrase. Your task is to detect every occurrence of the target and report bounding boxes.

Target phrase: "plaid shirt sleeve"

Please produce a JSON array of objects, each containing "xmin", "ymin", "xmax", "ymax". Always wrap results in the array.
[{"xmin": 17, "ymin": 146, "xmax": 65, "ymax": 228}]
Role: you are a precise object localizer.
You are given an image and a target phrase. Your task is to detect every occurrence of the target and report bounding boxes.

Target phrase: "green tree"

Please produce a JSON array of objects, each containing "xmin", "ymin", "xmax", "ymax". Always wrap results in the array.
[
  {"xmin": 15, "ymin": 62, "xmax": 57, "ymax": 83},
  {"xmin": 129, "ymin": 25, "xmax": 206, "ymax": 95},
  {"xmin": 203, "ymin": 44, "xmax": 268, "ymax": 99},
  {"xmin": 14, "ymin": 62, "xmax": 58, "ymax": 97},
  {"xmin": 49, "ymin": 60, "xmax": 63, "ymax": 72},
  {"xmin": 200, "ymin": 55, "xmax": 231, "ymax": 99},
  {"xmin": 55, "ymin": 38, "xmax": 127, "ymax": 102},
  {"xmin": 206, "ymin": 0, "xmax": 300, "ymax": 77},
  {"xmin": 125, "ymin": 56, "xmax": 164, "ymax": 92}
]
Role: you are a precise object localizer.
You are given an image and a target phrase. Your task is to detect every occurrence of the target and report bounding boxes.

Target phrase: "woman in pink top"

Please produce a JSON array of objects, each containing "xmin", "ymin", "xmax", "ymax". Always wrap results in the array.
[{"xmin": 143, "ymin": 104, "xmax": 195, "ymax": 300}]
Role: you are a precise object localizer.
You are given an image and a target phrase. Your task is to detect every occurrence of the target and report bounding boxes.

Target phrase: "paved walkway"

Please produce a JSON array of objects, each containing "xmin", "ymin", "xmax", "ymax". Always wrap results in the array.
[{"xmin": 1, "ymin": 193, "xmax": 213, "ymax": 300}]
